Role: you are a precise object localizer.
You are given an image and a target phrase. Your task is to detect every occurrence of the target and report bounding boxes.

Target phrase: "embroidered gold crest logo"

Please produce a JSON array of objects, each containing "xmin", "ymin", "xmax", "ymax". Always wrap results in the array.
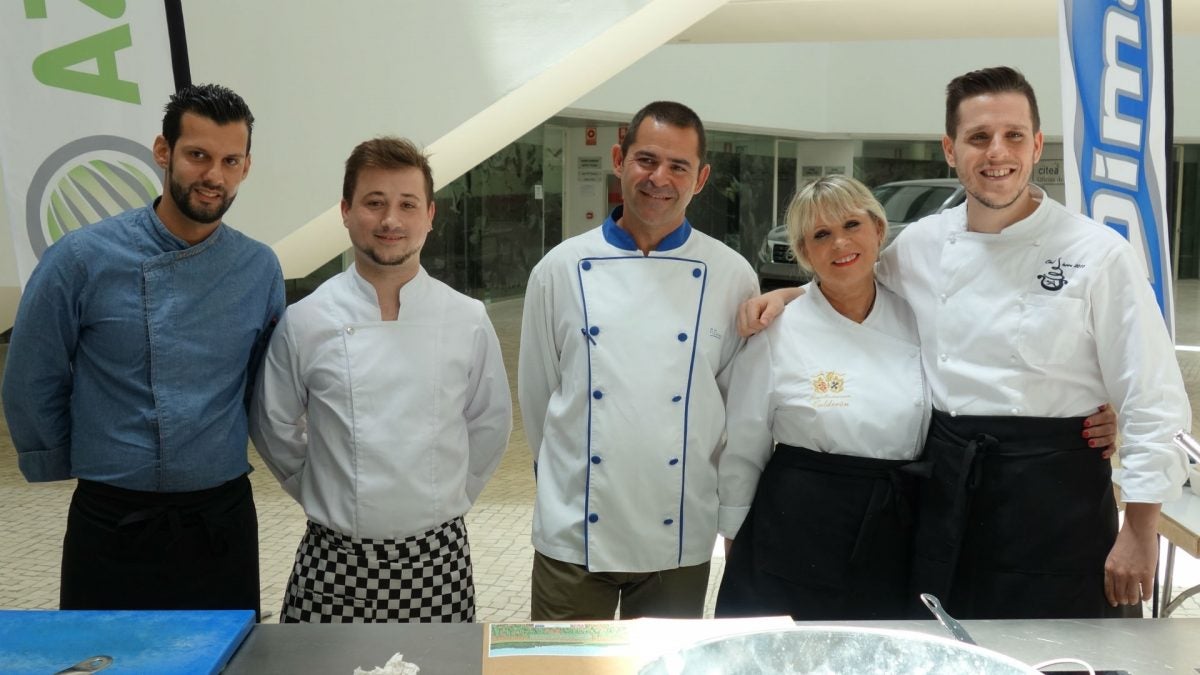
[
  {"xmin": 811, "ymin": 371, "xmax": 849, "ymax": 407},
  {"xmin": 812, "ymin": 371, "xmax": 844, "ymax": 394}
]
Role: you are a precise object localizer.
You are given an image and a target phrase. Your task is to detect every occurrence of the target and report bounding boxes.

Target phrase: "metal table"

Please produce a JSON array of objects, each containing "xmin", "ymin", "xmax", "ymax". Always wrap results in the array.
[
  {"xmin": 222, "ymin": 618, "xmax": 1200, "ymax": 673},
  {"xmin": 1155, "ymin": 485, "xmax": 1200, "ymax": 615}
]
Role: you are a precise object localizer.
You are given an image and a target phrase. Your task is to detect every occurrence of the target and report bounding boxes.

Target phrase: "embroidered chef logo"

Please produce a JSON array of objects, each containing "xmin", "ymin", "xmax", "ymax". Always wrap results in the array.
[
  {"xmin": 1037, "ymin": 258, "xmax": 1085, "ymax": 292},
  {"xmin": 811, "ymin": 371, "xmax": 849, "ymax": 408}
]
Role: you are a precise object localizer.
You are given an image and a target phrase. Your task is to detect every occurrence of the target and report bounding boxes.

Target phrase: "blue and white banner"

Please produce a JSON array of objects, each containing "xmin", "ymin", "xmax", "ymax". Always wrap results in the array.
[
  {"xmin": 1058, "ymin": 0, "xmax": 1174, "ymax": 335},
  {"xmin": 0, "ymin": 2, "xmax": 184, "ymax": 289}
]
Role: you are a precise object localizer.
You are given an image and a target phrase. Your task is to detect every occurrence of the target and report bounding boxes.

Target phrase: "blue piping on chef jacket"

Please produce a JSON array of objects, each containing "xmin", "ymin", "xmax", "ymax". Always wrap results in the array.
[{"xmin": 575, "ymin": 207, "xmax": 706, "ymax": 568}]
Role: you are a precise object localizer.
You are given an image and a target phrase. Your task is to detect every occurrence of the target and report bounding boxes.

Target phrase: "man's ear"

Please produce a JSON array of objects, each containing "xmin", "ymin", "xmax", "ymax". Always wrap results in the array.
[
  {"xmin": 153, "ymin": 135, "xmax": 170, "ymax": 169},
  {"xmin": 941, "ymin": 134, "xmax": 956, "ymax": 168},
  {"xmin": 611, "ymin": 143, "xmax": 625, "ymax": 178}
]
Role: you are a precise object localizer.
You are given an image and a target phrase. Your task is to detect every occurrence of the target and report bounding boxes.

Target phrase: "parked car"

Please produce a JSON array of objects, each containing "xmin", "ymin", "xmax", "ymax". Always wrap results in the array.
[{"xmin": 756, "ymin": 178, "xmax": 966, "ymax": 290}]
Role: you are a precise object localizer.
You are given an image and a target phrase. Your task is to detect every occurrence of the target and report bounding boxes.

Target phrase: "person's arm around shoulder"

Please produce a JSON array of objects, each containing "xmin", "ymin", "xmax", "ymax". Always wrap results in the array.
[
  {"xmin": 517, "ymin": 265, "xmax": 560, "ymax": 471},
  {"xmin": 737, "ymin": 286, "xmax": 802, "ymax": 338},
  {"xmin": 463, "ymin": 302, "xmax": 514, "ymax": 504},
  {"xmin": 248, "ymin": 311, "xmax": 309, "ymax": 500},
  {"xmin": 2, "ymin": 239, "xmax": 86, "ymax": 481}
]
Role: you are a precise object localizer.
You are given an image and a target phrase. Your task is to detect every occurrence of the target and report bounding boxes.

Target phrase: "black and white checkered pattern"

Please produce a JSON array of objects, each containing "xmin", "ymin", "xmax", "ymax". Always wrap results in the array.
[{"xmin": 280, "ymin": 516, "xmax": 475, "ymax": 623}]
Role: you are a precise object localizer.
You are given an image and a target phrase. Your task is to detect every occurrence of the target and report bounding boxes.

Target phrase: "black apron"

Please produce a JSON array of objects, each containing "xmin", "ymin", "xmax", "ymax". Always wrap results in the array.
[
  {"xmin": 60, "ymin": 474, "xmax": 260, "ymax": 620},
  {"xmin": 909, "ymin": 410, "xmax": 1121, "ymax": 619},
  {"xmin": 716, "ymin": 444, "xmax": 918, "ymax": 620}
]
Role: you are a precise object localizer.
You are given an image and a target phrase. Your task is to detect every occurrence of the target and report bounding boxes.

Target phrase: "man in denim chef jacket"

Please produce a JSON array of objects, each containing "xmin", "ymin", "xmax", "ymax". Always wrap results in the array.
[
  {"xmin": 2, "ymin": 84, "xmax": 284, "ymax": 617},
  {"xmin": 519, "ymin": 101, "xmax": 758, "ymax": 620}
]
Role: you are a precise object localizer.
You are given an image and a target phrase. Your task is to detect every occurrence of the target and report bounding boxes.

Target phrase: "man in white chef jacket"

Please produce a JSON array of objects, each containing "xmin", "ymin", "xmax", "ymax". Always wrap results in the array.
[
  {"xmin": 519, "ymin": 101, "xmax": 759, "ymax": 620},
  {"xmin": 250, "ymin": 137, "xmax": 512, "ymax": 622},
  {"xmin": 743, "ymin": 67, "xmax": 1189, "ymax": 619}
]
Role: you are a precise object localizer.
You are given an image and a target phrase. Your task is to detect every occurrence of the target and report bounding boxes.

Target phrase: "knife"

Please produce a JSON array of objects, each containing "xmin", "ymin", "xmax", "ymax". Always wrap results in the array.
[{"xmin": 53, "ymin": 655, "xmax": 113, "ymax": 674}]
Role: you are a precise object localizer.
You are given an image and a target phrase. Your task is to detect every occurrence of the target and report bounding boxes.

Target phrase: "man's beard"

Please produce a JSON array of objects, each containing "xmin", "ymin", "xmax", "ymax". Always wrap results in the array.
[
  {"xmin": 359, "ymin": 243, "xmax": 420, "ymax": 267},
  {"xmin": 169, "ymin": 172, "xmax": 235, "ymax": 224}
]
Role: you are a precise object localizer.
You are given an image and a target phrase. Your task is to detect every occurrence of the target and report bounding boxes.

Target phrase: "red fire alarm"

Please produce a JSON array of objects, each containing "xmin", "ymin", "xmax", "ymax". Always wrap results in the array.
[
  {"xmin": 586, "ymin": 211, "xmax": 595, "ymax": 220},
  {"xmin": 585, "ymin": 127, "xmax": 597, "ymax": 146}
]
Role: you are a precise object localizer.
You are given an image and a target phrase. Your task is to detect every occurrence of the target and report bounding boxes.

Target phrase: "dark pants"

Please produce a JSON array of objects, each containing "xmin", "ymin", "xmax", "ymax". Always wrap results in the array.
[
  {"xmin": 60, "ymin": 474, "xmax": 260, "ymax": 620},
  {"xmin": 716, "ymin": 444, "xmax": 918, "ymax": 620},
  {"xmin": 530, "ymin": 551, "xmax": 710, "ymax": 620},
  {"xmin": 910, "ymin": 411, "xmax": 1122, "ymax": 619}
]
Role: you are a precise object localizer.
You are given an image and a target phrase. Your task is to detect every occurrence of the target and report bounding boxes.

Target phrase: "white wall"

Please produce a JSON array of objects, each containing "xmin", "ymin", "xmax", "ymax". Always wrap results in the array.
[
  {"xmin": 181, "ymin": 0, "xmax": 653, "ymax": 248},
  {"xmin": 572, "ymin": 35, "xmax": 1200, "ymax": 142}
]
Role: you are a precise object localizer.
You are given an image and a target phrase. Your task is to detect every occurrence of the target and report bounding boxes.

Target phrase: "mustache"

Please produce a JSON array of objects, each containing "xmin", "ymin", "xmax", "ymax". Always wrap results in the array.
[{"xmin": 637, "ymin": 182, "xmax": 678, "ymax": 199}]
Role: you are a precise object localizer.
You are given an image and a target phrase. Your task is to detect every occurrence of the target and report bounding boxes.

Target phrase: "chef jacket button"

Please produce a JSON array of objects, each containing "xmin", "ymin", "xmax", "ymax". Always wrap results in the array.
[
  {"xmin": 948, "ymin": 236, "xmax": 957, "ymax": 244},
  {"xmin": 581, "ymin": 260, "xmax": 592, "ymax": 271},
  {"xmin": 1033, "ymin": 239, "xmax": 1041, "ymax": 247},
  {"xmin": 692, "ymin": 268, "xmax": 702, "ymax": 278},
  {"xmin": 914, "ymin": 398, "xmax": 922, "ymax": 406},
  {"xmin": 677, "ymin": 332, "xmax": 688, "ymax": 342},
  {"xmin": 668, "ymin": 458, "xmax": 679, "ymax": 466},
  {"xmin": 1010, "ymin": 354, "xmax": 1017, "ymax": 362},
  {"xmin": 671, "ymin": 395, "xmax": 682, "ymax": 403},
  {"xmin": 589, "ymin": 326, "xmax": 600, "ymax": 336},
  {"xmin": 588, "ymin": 513, "xmax": 599, "ymax": 523},
  {"xmin": 345, "ymin": 326, "xmax": 355, "ymax": 335},
  {"xmin": 939, "ymin": 293, "xmax": 947, "ymax": 302},
  {"xmin": 1011, "ymin": 407, "xmax": 1020, "ymax": 415},
  {"xmin": 910, "ymin": 351, "xmax": 918, "ymax": 359},
  {"xmin": 939, "ymin": 353, "xmax": 948, "ymax": 362},
  {"xmin": 593, "ymin": 390, "xmax": 603, "ymax": 400},
  {"xmin": 949, "ymin": 410, "xmax": 958, "ymax": 417},
  {"xmin": 591, "ymin": 455, "xmax": 602, "ymax": 464},
  {"xmin": 663, "ymin": 518, "xmax": 674, "ymax": 525}
]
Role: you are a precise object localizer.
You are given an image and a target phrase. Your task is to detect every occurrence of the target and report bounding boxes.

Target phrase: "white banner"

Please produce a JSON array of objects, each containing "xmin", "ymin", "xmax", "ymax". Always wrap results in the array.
[
  {"xmin": 1058, "ymin": 0, "xmax": 1174, "ymax": 335},
  {"xmin": 1, "ymin": 2, "xmax": 178, "ymax": 288}
]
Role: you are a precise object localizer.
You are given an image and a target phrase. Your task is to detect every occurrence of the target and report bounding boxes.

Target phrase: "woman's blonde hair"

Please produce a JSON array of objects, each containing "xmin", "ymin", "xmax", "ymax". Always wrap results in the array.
[{"xmin": 784, "ymin": 175, "xmax": 888, "ymax": 273}]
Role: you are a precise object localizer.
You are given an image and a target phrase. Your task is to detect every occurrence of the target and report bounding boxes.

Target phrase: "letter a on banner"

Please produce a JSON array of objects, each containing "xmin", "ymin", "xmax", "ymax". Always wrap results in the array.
[
  {"xmin": 0, "ymin": 1, "xmax": 185, "ymax": 297},
  {"xmin": 1058, "ymin": 0, "xmax": 1175, "ymax": 336}
]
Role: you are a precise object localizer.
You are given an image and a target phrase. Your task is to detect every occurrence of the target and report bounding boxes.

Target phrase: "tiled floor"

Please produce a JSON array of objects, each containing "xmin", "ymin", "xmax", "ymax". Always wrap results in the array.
[{"xmin": 3, "ymin": 282, "xmax": 1200, "ymax": 621}]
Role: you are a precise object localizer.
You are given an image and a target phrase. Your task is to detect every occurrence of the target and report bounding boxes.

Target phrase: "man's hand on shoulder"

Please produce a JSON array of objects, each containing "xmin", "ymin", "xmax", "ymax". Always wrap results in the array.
[{"xmin": 738, "ymin": 287, "xmax": 804, "ymax": 337}]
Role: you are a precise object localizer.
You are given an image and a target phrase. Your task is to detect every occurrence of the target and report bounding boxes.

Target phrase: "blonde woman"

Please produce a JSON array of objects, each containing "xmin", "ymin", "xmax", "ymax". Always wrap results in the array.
[{"xmin": 715, "ymin": 175, "xmax": 928, "ymax": 619}]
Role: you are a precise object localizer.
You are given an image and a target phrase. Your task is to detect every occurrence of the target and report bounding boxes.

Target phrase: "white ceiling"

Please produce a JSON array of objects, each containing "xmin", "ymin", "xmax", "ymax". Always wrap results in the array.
[{"xmin": 674, "ymin": 0, "xmax": 1200, "ymax": 43}]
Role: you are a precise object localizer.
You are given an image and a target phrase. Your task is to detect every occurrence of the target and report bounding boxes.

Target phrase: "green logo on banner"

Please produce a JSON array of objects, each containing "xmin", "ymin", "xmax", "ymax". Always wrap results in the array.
[{"xmin": 26, "ymin": 135, "xmax": 162, "ymax": 258}]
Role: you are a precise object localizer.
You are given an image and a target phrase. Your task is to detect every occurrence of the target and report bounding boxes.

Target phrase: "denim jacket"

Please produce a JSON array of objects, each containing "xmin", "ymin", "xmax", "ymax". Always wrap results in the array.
[{"xmin": 2, "ymin": 204, "xmax": 285, "ymax": 492}]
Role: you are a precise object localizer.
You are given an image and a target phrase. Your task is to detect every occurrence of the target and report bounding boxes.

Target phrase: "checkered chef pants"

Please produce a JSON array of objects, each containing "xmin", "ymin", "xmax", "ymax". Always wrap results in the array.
[{"xmin": 280, "ymin": 516, "xmax": 475, "ymax": 623}]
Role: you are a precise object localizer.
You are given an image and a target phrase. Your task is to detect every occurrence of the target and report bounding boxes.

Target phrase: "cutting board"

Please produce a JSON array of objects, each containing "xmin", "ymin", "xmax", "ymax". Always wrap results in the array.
[{"xmin": 0, "ymin": 609, "xmax": 254, "ymax": 674}]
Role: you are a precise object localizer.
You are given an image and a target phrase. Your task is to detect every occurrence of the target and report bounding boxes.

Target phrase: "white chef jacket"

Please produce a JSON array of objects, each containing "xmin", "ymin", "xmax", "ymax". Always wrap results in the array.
[
  {"xmin": 717, "ymin": 280, "xmax": 928, "ymax": 540},
  {"xmin": 249, "ymin": 265, "xmax": 512, "ymax": 540},
  {"xmin": 877, "ymin": 191, "xmax": 1190, "ymax": 503},
  {"xmin": 519, "ymin": 208, "xmax": 759, "ymax": 573}
]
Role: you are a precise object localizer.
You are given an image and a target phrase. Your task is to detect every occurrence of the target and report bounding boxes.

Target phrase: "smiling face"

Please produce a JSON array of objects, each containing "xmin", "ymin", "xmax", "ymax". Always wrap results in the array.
[
  {"xmin": 342, "ymin": 166, "xmax": 434, "ymax": 273},
  {"xmin": 153, "ymin": 112, "xmax": 251, "ymax": 242},
  {"xmin": 943, "ymin": 91, "xmax": 1044, "ymax": 229},
  {"xmin": 611, "ymin": 118, "xmax": 711, "ymax": 240},
  {"xmin": 799, "ymin": 208, "xmax": 885, "ymax": 293}
]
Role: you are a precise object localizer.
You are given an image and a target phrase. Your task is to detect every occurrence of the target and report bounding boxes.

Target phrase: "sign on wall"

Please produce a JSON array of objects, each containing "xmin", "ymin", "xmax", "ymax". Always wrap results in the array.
[
  {"xmin": 1, "ymin": 1, "xmax": 184, "ymax": 288},
  {"xmin": 1058, "ymin": 0, "xmax": 1174, "ymax": 333}
]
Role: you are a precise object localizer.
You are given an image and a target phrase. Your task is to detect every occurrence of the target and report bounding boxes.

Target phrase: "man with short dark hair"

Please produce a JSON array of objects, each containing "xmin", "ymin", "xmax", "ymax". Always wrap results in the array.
[
  {"xmin": 889, "ymin": 67, "xmax": 1188, "ymax": 619},
  {"xmin": 250, "ymin": 137, "xmax": 512, "ymax": 623},
  {"xmin": 519, "ymin": 101, "xmax": 758, "ymax": 620},
  {"xmin": 3, "ymin": 84, "xmax": 284, "ymax": 616}
]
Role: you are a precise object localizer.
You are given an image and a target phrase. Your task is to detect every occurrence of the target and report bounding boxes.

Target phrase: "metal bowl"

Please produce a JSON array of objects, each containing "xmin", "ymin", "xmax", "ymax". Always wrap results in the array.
[{"xmin": 638, "ymin": 626, "xmax": 1038, "ymax": 675}]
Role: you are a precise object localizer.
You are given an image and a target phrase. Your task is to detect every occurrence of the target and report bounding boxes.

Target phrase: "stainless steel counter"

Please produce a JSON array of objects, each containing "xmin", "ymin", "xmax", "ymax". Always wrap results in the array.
[
  {"xmin": 222, "ymin": 623, "xmax": 483, "ymax": 674},
  {"xmin": 222, "ymin": 618, "xmax": 1200, "ymax": 673}
]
